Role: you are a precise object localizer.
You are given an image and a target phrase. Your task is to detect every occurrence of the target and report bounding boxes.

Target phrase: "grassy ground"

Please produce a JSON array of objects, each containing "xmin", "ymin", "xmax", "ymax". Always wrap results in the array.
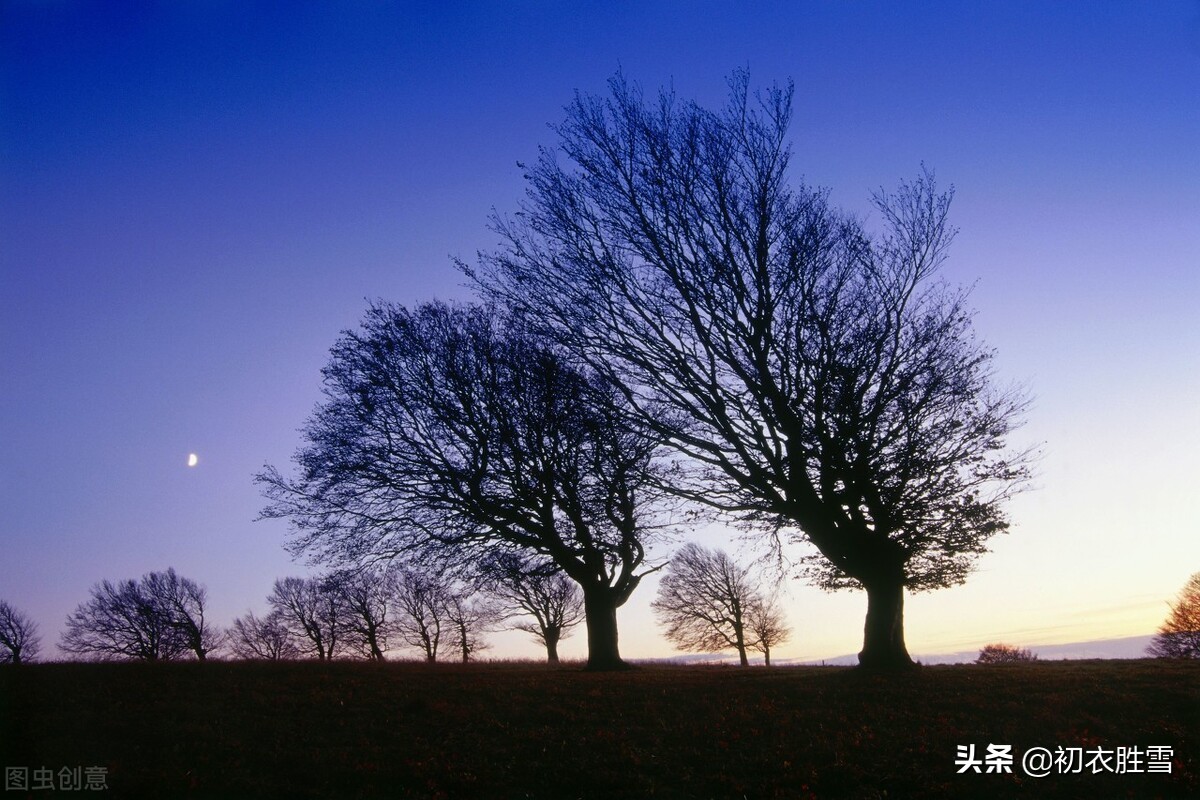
[{"xmin": 1, "ymin": 658, "xmax": 1196, "ymax": 798}]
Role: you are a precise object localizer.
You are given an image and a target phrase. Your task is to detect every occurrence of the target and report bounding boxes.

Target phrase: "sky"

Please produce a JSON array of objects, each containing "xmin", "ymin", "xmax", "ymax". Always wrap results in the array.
[{"xmin": 2, "ymin": 0, "xmax": 1198, "ymax": 664}]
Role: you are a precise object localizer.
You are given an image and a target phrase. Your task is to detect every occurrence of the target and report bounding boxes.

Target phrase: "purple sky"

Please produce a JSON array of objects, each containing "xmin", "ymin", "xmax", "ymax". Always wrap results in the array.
[{"xmin": 3, "ymin": 1, "xmax": 1198, "ymax": 662}]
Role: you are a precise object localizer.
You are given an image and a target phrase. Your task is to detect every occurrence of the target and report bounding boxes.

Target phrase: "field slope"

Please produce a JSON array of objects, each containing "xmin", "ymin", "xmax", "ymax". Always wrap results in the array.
[{"xmin": 1, "ymin": 659, "xmax": 1196, "ymax": 798}]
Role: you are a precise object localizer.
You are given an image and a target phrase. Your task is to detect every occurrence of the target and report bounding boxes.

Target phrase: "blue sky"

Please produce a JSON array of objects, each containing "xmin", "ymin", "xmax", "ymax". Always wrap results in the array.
[{"xmin": 2, "ymin": 1, "xmax": 1198, "ymax": 662}]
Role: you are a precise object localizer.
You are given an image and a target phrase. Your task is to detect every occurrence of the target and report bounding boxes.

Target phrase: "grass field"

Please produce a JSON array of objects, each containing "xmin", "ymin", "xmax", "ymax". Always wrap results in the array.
[{"xmin": 1, "ymin": 658, "xmax": 1196, "ymax": 798}]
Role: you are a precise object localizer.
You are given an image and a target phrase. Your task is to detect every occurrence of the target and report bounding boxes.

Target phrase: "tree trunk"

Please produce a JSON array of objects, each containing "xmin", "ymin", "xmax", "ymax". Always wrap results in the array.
[
  {"xmin": 368, "ymin": 627, "xmax": 385, "ymax": 660},
  {"xmin": 858, "ymin": 576, "xmax": 915, "ymax": 670},
  {"xmin": 582, "ymin": 591, "xmax": 627, "ymax": 670},
  {"xmin": 762, "ymin": 644, "xmax": 771, "ymax": 667},
  {"xmin": 544, "ymin": 629, "xmax": 561, "ymax": 664}
]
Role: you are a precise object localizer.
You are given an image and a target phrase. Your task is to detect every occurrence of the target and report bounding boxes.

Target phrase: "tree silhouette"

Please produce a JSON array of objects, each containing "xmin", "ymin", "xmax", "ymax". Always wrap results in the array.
[
  {"xmin": 652, "ymin": 544, "xmax": 761, "ymax": 666},
  {"xmin": 975, "ymin": 643, "xmax": 1037, "ymax": 663},
  {"xmin": 0, "ymin": 600, "xmax": 41, "ymax": 664},
  {"xmin": 145, "ymin": 568, "xmax": 221, "ymax": 660},
  {"xmin": 268, "ymin": 576, "xmax": 343, "ymax": 660},
  {"xmin": 391, "ymin": 567, "xmax": 448, "ymax": 662},
  {"xmin": 61, "ymin": 570, "xmax": 216, "ymax": 661},
  {"xmin": 328, "ymin": 568, "xmax": 395, "ymax": 661},
  {"xmin": 1147, "ymin": 572, "xmax": 1200, "ymax": 659},
  {"xmin": 229, "ymin": 610, "xmax": 300, "ymax": 660},
  {"xmin": 484, "ymin": 552, "xmax": 584, "ymax": 663},
  {"xmin": 258, "ymin": 302, "xmax": 674, "ymax": 670},
  {"xmin": 746, "ymin": 592, "xmax": 790, "ymax": 666},
  {"xmin": 468, "ymin": 73, "xmax": 1030, "ymax": 669},
  {"xmin": 444, "ymin": 587, "xmax": 500, "ymax": 663}
]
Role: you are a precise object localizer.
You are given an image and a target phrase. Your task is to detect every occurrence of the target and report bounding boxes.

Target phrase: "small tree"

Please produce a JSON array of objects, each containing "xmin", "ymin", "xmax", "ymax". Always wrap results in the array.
[
  {"xmin": 268, "ymin": 576, "xmax": 343, "ymax": 660},
  {"xmin": 392, "ymin": 568, "xmax": 448, "ymax": 662},
  {"xmin": 652, "ymin": 544, "xmax": 764, "ymax": 666},
  {"xmin": 485, "ymin": 553, "xmax": 584, "ymax": 663},
  {"xmin": 0, "ymin": 600, "xmax": 41, "ymax": 664},
  {"xmin": 444, "ymin": 587, "xmax": 501, "ymax": 663},
  {"xmin": 975, "ymin": 643, "xmax": 1037, "ymax": 664},
  {"xmin": 229, "ymin": 610, "xmax": 300, "ymax": 660},
  {"xmin": 746, "ymin": 593, "xmax": 791, "ymax": 667},
  {"xmin": 329, "ymin": 568, "xmax": 395, "ymax": 661},
  {"xmin": 1147, "ymin": 572, "xmax": 1200, "ymax": 659}
]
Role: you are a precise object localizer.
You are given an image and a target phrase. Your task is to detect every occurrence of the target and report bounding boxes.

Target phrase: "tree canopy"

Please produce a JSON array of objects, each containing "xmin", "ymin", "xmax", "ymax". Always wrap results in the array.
[{"xmin": 259, "ymin": 301, "xmax": 676, "ymax": 669}]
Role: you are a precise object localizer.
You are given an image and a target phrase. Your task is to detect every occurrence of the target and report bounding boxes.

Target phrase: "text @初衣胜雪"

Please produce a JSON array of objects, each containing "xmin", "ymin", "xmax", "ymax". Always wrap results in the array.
[{"xmin": 954, "ymin": 744, "xmax": 1174, "ymax": 777}]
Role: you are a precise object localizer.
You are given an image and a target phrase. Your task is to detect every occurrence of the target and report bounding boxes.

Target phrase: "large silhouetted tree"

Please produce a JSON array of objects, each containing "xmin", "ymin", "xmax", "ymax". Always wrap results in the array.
[
  {"xmin": 61, "ymin": 570, "xmax": 215, "ymax": 661},
  {"xmin": 1147, "ymin": 572, "xmax": 1200, "ymax": 659},
  {"xmin": 258, "ymin": 302, "xmax": 674, "ymax": 669},
  {"xmin": 468, "ymin": 73, "xmax": 1030, "ymax": 669},
  {"xmin": 485, "ymin": 552, "xmax": 584, "ymax": 663},
  {"xmin": 0, "ymin": 600, "xmax": 41, "ymax": 664},
  {"xmin": 652, "ymin": 544, "xmax": 760, "ymax": 666}
]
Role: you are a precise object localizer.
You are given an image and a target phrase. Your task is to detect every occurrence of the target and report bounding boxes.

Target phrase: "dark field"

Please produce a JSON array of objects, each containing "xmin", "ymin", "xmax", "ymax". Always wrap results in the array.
[{"xmin": 1, "ymin": 659, "xmax": 1196, "ymax": 799}]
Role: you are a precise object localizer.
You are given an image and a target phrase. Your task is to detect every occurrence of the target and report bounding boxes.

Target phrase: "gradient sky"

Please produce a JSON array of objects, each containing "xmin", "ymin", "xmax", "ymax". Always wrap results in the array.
[{"xmin": 2, "ymin": 1, "xmax": 1198, "ymax": 663}]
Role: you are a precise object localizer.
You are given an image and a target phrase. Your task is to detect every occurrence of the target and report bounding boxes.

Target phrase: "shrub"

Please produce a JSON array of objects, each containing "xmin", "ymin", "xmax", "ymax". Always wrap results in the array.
[{"xmin": 975, "ymin": 643, "xmax": 1037, "ymax": 664}]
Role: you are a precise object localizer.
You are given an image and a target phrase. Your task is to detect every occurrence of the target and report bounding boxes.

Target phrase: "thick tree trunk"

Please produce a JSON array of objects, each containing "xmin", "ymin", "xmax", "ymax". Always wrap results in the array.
[
  {"xmin": 367, "ymin": 627, "xmax": 385, "ymax": 660},
  {"xmin": 762, "ymin": 644, "xmax": 771, "ymax": 667},
  {"xmin": 544, "ymin": 629, "xmax": 561, "ymax": 664},
  {"xmin": 858, "ymin": 577, "xmax": 915, "ymax": 670},
  {"xmin": 582, "ymin": 591, "xmax": 627, "ymax": 671}
]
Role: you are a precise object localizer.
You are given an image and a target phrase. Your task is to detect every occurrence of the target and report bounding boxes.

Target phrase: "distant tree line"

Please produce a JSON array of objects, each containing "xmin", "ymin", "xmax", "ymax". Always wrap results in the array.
[{"xmin": 5, "ymin": 562, "xmax": 584, "ymax": 663}]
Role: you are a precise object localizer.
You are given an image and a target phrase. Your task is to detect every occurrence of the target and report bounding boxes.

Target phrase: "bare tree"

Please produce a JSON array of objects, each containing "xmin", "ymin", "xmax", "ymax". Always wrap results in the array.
[
  {"xmin": 229, "ymin": 610, "xmax": 300, "ymax": 660},
  {"xmin": 144, "ymin": 568, "xmax": 221, "ymax": 660},
  {"xmin": 443, "ymin": 587, "xmax": 501, "ymax": 663},
  {"xmin": 468, "ymin": 73, "xmax": 1031, "ymax": 670},
  {"xmin": 1147, "ymin": 572, "xmax": 1200, "ymax": 659},
  {"xmin": 392, "ymin": 568, "xmax": 448, "ymax": 662},
  {"xmin": 652, "ymin": 544, "xmax": 759, "ymax": 666},
  {"xmin": 329, "ymin": 567, "xmax": 395, "ymax": 661},
  {"xmin": 484, "ymin": 552, "xmax": 583, "ymax": 663},
  {"xmin": 975, "ymin": 643, "xmax": 1037, "ymax": 664},
  {"xmin": 746, "ymin": 593, "xmax": 790, "ymax": 666},
  {"xmin": 61, "ymin": 575, "xmax": 188, "ymax": 661},
  {"xmin": 268, "ymin": 576, "xmax": 343, "ymax": 660},
  {"xmin": 0, "ymin": 600, "xmax": 41, "ymax": 664},
  {"xmin": 259, "ymin": 302, "xmax": 675, "ymax": 670}
]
